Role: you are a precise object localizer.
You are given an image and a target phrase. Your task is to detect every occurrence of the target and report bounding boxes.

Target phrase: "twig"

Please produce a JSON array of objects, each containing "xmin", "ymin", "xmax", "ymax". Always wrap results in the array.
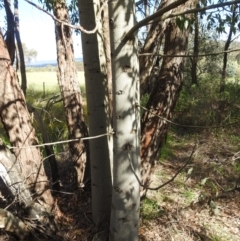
[
  {"xmin": 7, "ymin": 131, "xmax": 114, "ymax": 149},
  {"xmin": 129, "ymin": 144, "xmax": 197, "ymax": 190},
  {"xmin": 137, "ymin": 104, "xmax": 240, "ymax": 129},
  {"xmin": 139, "ymin": 48, "xmax": 240, "ymax": 58},
  {"xmin": 24, "ymin": 0, "xmax": 108, "ymax": 34},
  {"xmin": 124, "ymin": 0, "xmax": 240, "ymax": 41}
]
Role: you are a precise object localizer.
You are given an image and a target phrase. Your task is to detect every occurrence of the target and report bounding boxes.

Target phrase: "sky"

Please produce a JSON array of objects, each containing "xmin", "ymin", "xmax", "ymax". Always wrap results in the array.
[
  {"xmin": 0, "ymin": 1, "xmax": 238, "ymax": 63},
  {"xmin": 0, "ymin": 0, "xmax": 83, "ymax": 63}
]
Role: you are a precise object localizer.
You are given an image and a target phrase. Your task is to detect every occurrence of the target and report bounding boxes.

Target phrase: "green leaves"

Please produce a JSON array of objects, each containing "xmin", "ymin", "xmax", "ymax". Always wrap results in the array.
[
  {"xmin": 206, "ymin": 2, "xmax": 239, "ymax": 35},
  {"xmin": 176, "ymin": 15, "xmax": 194, "ymax": 31}
]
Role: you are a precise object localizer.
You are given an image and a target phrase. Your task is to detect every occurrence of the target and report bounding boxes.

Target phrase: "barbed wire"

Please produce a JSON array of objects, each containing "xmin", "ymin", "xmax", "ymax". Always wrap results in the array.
[
  {"xmin": 137, "ymin": 103, "xmax": 240, "ymax": 129},
  {"xmin": 7, "ymin": 131, "xmax": 114, "ymax": 150},
  {"xmin": 129, "ymin": 144, "xmax": 196, "ymax": 191},
  {"xmin": 139, "ymin": 48, "xmax": 240, "ymax": 58}
]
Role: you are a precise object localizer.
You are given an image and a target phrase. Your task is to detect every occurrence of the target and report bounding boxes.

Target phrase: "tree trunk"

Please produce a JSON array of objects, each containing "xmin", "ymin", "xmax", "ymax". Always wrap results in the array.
[
  {"xmin": 139, "ymin": 0, "xmax": 173, "ymax": 96},
  {"xmin": 109, "ymin": 0, "xmax": 140, "ymax": 240},
  {"xmin": 14, "ymin": 0, "xmax": 27, "ymax": 96},
  {"xmin": 0, "ymin": 29, "xmax": 54, "ymax": 208},
  {"xmin": 140, "ymin": 2, "xmax": 191, "ymax": 197},
  {"xmin": 53, "ymin": 0, "xmax": 89, "ymax": 187},
  {"xmin": 220, "ymin": 5, "xmax": 236, "ymax": 93},
  {"xmin": 4, "ymin": 0, "xmax": 15, "ymax": 65},
  {"xmin": 78, "ymin": 0, "xmax": 113, "ymax": 225},
  {"xmin": 191, "ymin": 12, "xmax": 199, "ymax": 85},
  {"xmin": 0, "ymin": 140, "xmax": 57, "ymax": 237}
]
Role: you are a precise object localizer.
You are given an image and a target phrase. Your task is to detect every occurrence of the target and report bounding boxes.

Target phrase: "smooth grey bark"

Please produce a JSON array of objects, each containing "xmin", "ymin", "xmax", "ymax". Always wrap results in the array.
[
  {"xmin": 109, "ymin": 1, "xmax": 140, "ymax": 240},
  {"xmin": 78, "ymin": 0, "xmax": 113, "ymax": 225}
]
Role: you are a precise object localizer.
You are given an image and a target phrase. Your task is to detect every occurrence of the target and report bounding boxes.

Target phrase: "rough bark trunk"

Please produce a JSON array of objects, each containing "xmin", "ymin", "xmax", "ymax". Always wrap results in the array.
[
  {"xmin": 14, "ymin": 0, "xmax": 27, "ymax": 96},
  {"xmin": 220, "ymin": 5, "xmax": 236, "ymax": 93},
  {"xmin": 191, "ymin": 13, "xmax": 199, "ymax": 85},
  {"xmin": 109, "ymin": 0, "xmax": 140, "ymax": 240},
  {"xmin": 78, "ymin": 0, "xmax": 113, "ymax": 225},
  {"xmin": 4, "ymin": 0, "xmax": 15, "ymax": 65},
  {"xmin": 140, "ymin": 2, "xmax": 191, "ymax": 197},
  {"xmin": 0, "ymin": 29, "xmax": 54, "ymax": 208},
  {"xmin": 53, "ymin": 0, "xmax": 89, "ymax": 187},
  {"xmin": 139, "ymin": 0, "xmax": 173, "ymax": 96},
  {"xmin": 0, "ymin": 140, "xmax": 57, "ymax": 238}
]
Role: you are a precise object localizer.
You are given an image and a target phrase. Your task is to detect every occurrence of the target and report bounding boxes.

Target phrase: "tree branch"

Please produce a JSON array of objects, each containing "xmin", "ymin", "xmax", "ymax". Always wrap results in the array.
[
  {"xmin": 125, "ymin": 0, "xmax": 240, "ymax": 41},
  {"xmin": 0, "ymin": 208, "xmax": 29, "ymax": 240},
  {"xmin": 24, "ymin": 0, "xmax": 108, "ymax": 34},
  {"xmin": 129, "ymin": 144, "xmax": 196, "ymax": 191},
  {"xmin": 139, "ymin": 48, "xmax": 240, "ymax": 58}
]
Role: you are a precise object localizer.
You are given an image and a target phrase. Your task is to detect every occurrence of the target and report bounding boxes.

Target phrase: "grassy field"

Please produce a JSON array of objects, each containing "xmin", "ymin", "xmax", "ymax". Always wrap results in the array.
[{"xmin": 18, "ymin": 71, "xmax": 85, "ymax": 93}]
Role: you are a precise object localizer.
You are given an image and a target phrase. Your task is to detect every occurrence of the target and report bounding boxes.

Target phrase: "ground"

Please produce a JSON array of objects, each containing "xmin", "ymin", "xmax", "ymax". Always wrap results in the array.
[
  {"xmin": 0, "ymin": 129, "xmax": 239, "ymax": 241},
  {"xmin": 139, "ymin": 129, "xmax": 240, "ymax": 241}
]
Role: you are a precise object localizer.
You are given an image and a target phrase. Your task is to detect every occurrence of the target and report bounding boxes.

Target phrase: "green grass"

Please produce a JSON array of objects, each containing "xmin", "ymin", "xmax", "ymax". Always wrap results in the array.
[
  {"xmin": 141, "ymin": 198, "xmax": 164, "ymax": 220},
  {"xmin": 18, "ymin": 71, "xmax": 85, "ymax": 92}
]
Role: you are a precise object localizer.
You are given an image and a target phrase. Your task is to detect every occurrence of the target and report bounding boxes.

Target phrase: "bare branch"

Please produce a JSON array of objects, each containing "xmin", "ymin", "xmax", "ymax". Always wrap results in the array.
[
  {"xmin": 137, "ymin": 104, "xmax": 240, "ymax": 129},
  {"xmin": 0, "ymin": 208, "xmax": 29, "ymax": 240},
  {"xmin": 7, "ymin": 131, "xmax": 114, "ymax": 149},
  {"xmin": 139, "ymin": 48, "xmax": 240, "ymax": 58},
  {"xmin": 24, "ymin": 0, "xmax": 108, "ymax": 34},
  {"xmin": 129, "ymin": 144, "xmax": 197, "ymax": 190},
  {"xmin": 125, "ymin": 0, "xmax": 240, "ymax": 40}
]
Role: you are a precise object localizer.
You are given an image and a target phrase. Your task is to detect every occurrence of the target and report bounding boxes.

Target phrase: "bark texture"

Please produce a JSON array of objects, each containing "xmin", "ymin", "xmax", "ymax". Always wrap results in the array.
[
  {"xmin": 78, "ymin": 0, "xmax": 112, "ymax": 225},
  {"xmin": 140, "ymin": 2, "xmax": 192, "ymax": 196},
  {"xmin": 14, "ymin": 0, "xmax": 27, "ymax": 96},
  {"xmin": 0, "ymin": 141, "xmax": 57, "ymax": 237},
  {"xmin": 220, "ymin": 5, "xmax": 237, "ymax": 93},
  {"xmin": 53, "ymin": 0, "xmax": 89, "ymax": 187},
  {"xmin": 191, "ymin": 13, "xmax": 199, "ymax": 85},
  {"xmin": 109, "ymin": 1, "xmax": 140, "ymax": 240},
  {"xmin": 139, "ymin": 0, "xmax": 173, "ymax": 95},
  {"xmin": 0, "ymin": 30, "xmax": 53, "ymax": 207},
  {"xmin": 4, "ymin": 0, "xmax": 15, "ymax": 65}
]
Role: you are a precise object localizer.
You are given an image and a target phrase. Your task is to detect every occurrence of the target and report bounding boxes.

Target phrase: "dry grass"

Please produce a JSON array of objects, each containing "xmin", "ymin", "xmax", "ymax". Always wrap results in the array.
[
  {"xmin": 139, "ymin": 130, "xmax": 240, "ymax": 241},
  {"xmin": 18, "ymin": 71, "xmax": 85, "ymax": 93}
]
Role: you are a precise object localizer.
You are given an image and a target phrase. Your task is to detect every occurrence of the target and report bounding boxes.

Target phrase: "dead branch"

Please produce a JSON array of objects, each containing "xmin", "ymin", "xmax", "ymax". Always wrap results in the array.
[
  {"xmin": 124, "ymin": 0, "xmax": 240, "ymax": 41},
  {"xmin": 24, "ymin": 0, "xmax": 108, "ymax": 34},
  {"xmin": 129, "ymin": 144, "xmax": 196, "ymax": 191},
  {"xmin": 0, "ymin": 208, "xmax": 29, "ymax": 240},
  {"xmin": 138, "ymin": 48, "xmax": 240, "ymax": 58}
]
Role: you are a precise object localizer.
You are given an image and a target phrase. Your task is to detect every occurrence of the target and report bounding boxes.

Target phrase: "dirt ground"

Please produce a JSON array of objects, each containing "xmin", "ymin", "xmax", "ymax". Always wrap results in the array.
[
  {"xmin": 0, "ymin": 130, "xmax": 240, "ymax": 241},
  {"xmin": 139, "ymin": 130, "xmax": 240, "ymax": 241}
]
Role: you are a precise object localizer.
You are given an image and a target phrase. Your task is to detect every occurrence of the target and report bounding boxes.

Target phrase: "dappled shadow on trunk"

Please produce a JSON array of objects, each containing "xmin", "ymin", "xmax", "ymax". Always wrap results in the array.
[{"xmin": 140, "ymin": 20, "xmax": 189, "ymax": 197}]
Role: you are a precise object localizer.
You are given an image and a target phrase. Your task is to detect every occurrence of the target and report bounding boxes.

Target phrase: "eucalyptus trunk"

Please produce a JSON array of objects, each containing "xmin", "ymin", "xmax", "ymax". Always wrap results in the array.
[
  {"xmin": 109, "ymin": 1, "xmax": 140, "ymax": 240},
  {"xmin": 14, "ymin": 0, "xmax": 27, "ymax": 96},
  {"xmin": 0, "ymin": 29, "xmax": 54, "ymax": 208},
  {"xmin": 140, "ymin": 1, "xmax": 192, "ymax": 197},
  {"xmin": 4, "ymin": 0, "xmax": 15, "ymax": 64},
  {"xmin": 78, "ymin": 0, "xmax": 113, "ymax": 225},
  {"xmin": 220, "ymin": 5, "xmax": 237, "ymax": 93},
  {"xmin": 139, "ymin": 0, "xmax": 174, "ymax": 96},
  {"xmin": 191, "ymin": 12, "xmax": 199, "ymax": 86},
  {"xmin": 53, "ymin": 0, "xmax": 89, "ymax": 187}
]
